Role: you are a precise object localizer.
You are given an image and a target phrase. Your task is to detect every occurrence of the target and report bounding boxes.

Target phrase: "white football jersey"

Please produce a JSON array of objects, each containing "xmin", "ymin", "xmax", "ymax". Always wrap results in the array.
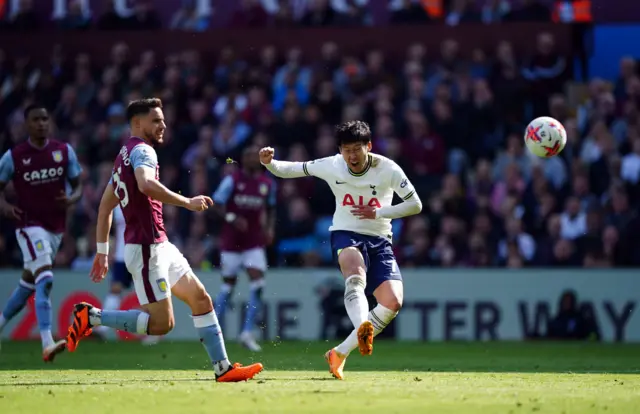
[
  {"xmin": 113, "ymin": 206, "xmax": 126, "ymax": 262},
  {"xmin": 303, "ymin": 153, "xmax": 416, "ymax": 240}
]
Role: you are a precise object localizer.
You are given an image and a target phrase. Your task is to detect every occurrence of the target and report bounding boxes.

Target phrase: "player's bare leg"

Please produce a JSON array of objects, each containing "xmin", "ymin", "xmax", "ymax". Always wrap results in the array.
[
  {"xmin": 337, "ymin": 247, "xmax": 372, "ymax": 354},
  {"xmin": 172, "ymin": 271, "xmax": 263, "ymax": 382},
  {"xmin": 239, "ymin": 267, "xmax": 264, "ymax": 352},
  {"xmin": 67, "ymin": 297, "xmax": 160, "ymax": 352}
]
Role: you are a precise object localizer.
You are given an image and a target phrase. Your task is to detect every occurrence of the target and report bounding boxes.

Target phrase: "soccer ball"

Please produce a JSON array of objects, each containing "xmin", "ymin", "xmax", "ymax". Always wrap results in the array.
[{"xmin": 524, "ymin": 116, "xmax": 567, "ymax": 158}]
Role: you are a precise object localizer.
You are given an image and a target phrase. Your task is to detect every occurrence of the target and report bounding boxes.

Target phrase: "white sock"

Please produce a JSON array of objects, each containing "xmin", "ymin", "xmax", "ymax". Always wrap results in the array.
[
  {"xmin": 41, "ymin": 329, "xmax": 55, "ymax": 349},
  {"xmin": 89, "ymin": 307, "xmax": 102, "ymax": 326},
  {"xmin": 0, "ymin": 314, "xmax": 7, "ymax": 332},
  {"xmin": 344, "ymin": 275, "xmax": 368, "ymax": 328},
  {"xmin": 335, "ymin": 304, "xmax": 399, "ymax": 356}
]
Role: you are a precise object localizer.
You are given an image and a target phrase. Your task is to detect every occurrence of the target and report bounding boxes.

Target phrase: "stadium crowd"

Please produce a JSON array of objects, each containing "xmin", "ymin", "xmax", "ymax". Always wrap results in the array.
[
  {"xmin": 0, "ymin": 0, "xmax": 568, "ymax": 31},
  {"xmin": 0, "ymin": 1, "xmax": 637, "ymax": 270}
]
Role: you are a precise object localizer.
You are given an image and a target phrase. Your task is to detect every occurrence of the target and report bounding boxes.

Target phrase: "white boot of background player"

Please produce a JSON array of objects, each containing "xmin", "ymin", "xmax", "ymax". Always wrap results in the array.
[{"xmin": 239, "ymin": 331, "xmax": 262, "ymax": 352}]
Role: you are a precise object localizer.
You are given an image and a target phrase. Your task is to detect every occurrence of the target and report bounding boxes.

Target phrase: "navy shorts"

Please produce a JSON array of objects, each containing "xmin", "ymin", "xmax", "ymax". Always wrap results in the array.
[
  {"xmin": 111, "ymin": 261, "xmax": 133, "ymax": 289},
  {"xmin": 330, "ymin": 230, "xmax": 402, "ymax": 295}
]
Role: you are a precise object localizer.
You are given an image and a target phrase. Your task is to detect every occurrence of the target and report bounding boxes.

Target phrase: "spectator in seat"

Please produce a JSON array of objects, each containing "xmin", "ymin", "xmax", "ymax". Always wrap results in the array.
[
  {"xmin": 57, "ymin": 0, "xmax": 91, "ymax": 30},
  {"xmin": 481, "ymin": 0, "xmax": 511, "ymax": 23},
  {"xmin": 171, "ymin": 0, "xmax": 210, "ymax": 31},
  {"xmin": 499, "ymin": 217, "xmax": 536, "ymax": 264},
  {"xmin": 129, "ymin": 0, "xmax": 161, "ymax": 30},
  {"xmin": 523, "ymin": 32, "xmax": 567, "ymax": 117},
  {"xmin": 332, "ymin": 0, "xmax": 369, "ymax": 26},
  {"xmin": 559, "ymin": 195, "xmax": 586, "ymax": 241}
]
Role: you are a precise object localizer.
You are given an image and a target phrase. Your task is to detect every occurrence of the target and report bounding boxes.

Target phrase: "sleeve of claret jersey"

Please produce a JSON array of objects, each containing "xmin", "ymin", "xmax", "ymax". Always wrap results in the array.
[
  {"xmin": 66, "ymin": 144, "xmax": 83, "ymax": 179},
  {"xmin": 262, "ymin": 156, "xmax": 335, "ymax": 181},
  {"xmin": 0, "ymin": 150, "xmax": 14, "ymax": 183},
  {"xmin": 376, "ymin": 162, "xmax": 423, "ymax": 220},
  {"xmin": 212, "ymin": 175, "xmax": 234, "ymax": 205},
  {"xmin": 130, "ymin": 145, "xmax": 158, "ymax": 171}
]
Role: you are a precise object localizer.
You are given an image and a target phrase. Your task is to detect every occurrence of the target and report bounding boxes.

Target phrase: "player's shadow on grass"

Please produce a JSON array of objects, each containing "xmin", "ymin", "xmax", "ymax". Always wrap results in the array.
[{"xmin": 2, "ymin": 341, "xmax": 640, "ymax": 374}]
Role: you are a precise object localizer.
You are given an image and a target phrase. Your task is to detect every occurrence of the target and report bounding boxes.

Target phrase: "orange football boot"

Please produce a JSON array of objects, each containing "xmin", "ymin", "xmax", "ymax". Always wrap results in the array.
[
  {"xmin": 66, "ymin": 302, "xmax": 94, "ymax": 352},
  {"xmin": 43, "ymin": 339, "xmax": 67, "ymax": 362},
  {"xmin": 324, "ymin": 349, "xmax": 346, "ymax": 380},
  {"xmin": 357, "ymin": 321, "xmax": 374, "ymax": 356},
  {"xmin": 216, "ymin": 362, "xmax": 264, "ymax": 382}
]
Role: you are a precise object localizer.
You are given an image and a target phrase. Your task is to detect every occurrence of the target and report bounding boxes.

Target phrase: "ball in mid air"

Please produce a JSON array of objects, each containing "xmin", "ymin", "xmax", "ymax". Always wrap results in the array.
[{"xmin": 524, "ymin": 116, "xmax": 567, "ymax": 158}]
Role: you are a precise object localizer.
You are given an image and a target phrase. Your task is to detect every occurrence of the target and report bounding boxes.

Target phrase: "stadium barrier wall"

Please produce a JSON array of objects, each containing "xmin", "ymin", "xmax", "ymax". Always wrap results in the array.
[
  {"xmin": 0, "ymin": 24, "xmax": 572, "ymax": 65},
  {"xmin": 0, "ymin": 269, "xmax": 638, "ymax": 343}
]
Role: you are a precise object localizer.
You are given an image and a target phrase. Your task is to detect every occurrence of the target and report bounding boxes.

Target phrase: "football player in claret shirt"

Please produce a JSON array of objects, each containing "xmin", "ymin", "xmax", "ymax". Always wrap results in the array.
[
  {"xmin": 65, "ymin": 98, "xmax": 263, "ymax": 382},
  {"xmin": 212, "ymin": 145, "xmax": 276, "ymax": 352},
  {"xmin": 260, "ymin": 120, "xmax": 422, "ymax": 380},
  {"xmin": 0, "ymin": 104, "xmax": 83, "ymax": 362}
]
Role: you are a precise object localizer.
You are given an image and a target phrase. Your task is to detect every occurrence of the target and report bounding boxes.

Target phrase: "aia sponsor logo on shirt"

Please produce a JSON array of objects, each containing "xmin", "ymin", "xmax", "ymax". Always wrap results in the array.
[{"xmin": 341, "ymin": 194, "xmax": 381, "ymax": 208}]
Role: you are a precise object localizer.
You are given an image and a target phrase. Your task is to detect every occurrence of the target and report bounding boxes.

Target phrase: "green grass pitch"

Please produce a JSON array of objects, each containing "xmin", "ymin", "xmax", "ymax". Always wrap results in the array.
[{"xmin": 1, "ymin": 340, "xmax": 639, "ymax": 413}]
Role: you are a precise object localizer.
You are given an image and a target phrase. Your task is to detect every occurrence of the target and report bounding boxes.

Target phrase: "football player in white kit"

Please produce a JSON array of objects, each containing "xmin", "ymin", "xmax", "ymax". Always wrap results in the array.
[
  {"xmin": 259, "ymin": 120, "xmax": 422, "ymax": 379},
  {"xmin": 94, "ymin": 206, "xmax": 160, "ymax": 345}
]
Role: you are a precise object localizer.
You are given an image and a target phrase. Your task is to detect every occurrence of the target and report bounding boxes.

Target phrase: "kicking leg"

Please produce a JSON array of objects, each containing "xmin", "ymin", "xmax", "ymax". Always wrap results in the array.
[
  {"xmin": 66, "ymin": 297, "xmax": 166, "ymax": 352},
  {"xmin": 67, "ymin": 244, "xmax": 168, "ymax": 352},
  {"xmin": 172, "ymin": 271, "xmax": 263, "ymax": 382},
  {"xmin": 334, "ymin": 280, "xmax": 403, "ymax": 357},
  {"xmin": 0, "ymin": 271, "xmax": 35, "ymax": 335}
]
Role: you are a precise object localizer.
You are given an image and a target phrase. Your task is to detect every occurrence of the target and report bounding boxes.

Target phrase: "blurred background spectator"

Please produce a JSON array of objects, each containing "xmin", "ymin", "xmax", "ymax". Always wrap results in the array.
[{"xmin": 1, "ymin": 0, "xmax": 638, "ymax": 271}]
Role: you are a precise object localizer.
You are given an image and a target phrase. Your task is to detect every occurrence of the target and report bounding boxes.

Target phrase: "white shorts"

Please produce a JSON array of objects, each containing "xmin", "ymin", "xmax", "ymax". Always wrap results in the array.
[
  {"xmin": 220, "ymin": 247, "xmax": 267, "ymax": 277},
  {"xmin": 124, "ymin": 241, "xmax": 192, "ymax": 305},
  {"xmin": 15, "ymin": 227, "xmax": 63, "ymax": 272}
]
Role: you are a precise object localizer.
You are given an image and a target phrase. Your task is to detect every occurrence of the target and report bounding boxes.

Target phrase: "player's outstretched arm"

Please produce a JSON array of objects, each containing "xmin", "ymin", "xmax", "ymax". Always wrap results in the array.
[
  {"xmin": 91, "ymin": 184, "xmax": 120, "ymax": 282},
  {"xmin": 259, "ymin": 146, "xmax": 306, "ymax": 178},
  {"xmin": 259, "ymin": 146, "xmax": 330, "ymax": 180},
  {"xmin": 135, "ymin": 167, "xmax": 213, "ymax": 212},
  {"xmin": 128, "ymin": 144, "xmax": 213, "ymax": 211}
]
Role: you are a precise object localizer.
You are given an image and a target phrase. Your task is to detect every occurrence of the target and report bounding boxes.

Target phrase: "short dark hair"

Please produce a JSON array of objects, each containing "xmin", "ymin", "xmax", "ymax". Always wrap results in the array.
[
  {"xmin": 126, "ymin": 98, "xmax": 163, "ymax": 122},
  {"xmin": 24, "ymin": 104, "xmax": 48, "ymax": 120},
  {"xmin": 335, "ymin": 120, "xmax": 371, "ymax": 146}
]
